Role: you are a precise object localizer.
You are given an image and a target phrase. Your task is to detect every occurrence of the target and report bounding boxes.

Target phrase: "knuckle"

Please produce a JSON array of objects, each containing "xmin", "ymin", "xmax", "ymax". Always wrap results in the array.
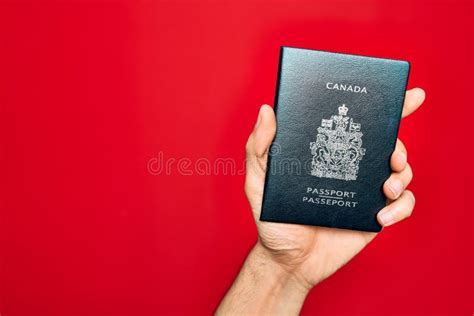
[
  {"xmin": 403, "ymin": 190, "xmax": 416, "ymax": 216},
  {"xmin": 405, "ymin": 163, "xmax": 414, "ymax": 183},
  {"xmin": 394, "ymin": 191, "xmax": 416, "ymax": 221},
  {"xmin": 405, "ymin": 190, "xmax": 416, "ymax": 205}
]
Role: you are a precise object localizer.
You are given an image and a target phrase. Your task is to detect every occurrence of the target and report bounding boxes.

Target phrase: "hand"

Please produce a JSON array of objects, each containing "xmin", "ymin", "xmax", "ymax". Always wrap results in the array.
[
  {"xmin": 245, "ymin": 88, "xmax": 425, "ymax": 288},
  {"xmin": 217, "ymin": 88, "xmax": 425, "ymax": 315}
]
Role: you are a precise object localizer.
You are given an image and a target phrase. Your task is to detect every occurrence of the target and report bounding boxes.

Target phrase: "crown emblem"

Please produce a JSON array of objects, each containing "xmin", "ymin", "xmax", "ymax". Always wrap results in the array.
[
  {"xmin": 309, "ymin": 104, "xmax": 366, "ymax": 181},
  {"xmin": 338, "ymin": 104, "xmax": 348, "ymax": 116}
]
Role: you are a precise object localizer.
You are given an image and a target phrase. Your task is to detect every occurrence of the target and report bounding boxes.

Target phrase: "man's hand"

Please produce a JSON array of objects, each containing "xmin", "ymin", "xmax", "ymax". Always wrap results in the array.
[{"xmin": 217, "ymin": 88, "xmax": 425, "ymax": 315}]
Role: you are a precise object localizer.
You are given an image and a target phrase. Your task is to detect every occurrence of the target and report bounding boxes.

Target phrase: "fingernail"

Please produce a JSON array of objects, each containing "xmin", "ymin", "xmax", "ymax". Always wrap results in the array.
[
  {"xmin": 379, "ymin": 209, "xmax": 396, "ymax": 226},
  {"xmin": 388, "ymin": 179, "xmax": 403, "ymax": 198}
]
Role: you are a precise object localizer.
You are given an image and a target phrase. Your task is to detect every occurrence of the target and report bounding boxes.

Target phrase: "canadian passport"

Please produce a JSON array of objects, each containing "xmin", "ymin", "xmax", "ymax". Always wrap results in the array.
[{"xmin": 260, "ymin": 47, "xmax": 410, "ymax": 232}]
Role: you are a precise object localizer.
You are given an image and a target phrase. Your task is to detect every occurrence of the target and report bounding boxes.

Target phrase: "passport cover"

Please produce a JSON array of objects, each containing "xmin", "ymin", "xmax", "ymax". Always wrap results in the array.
[{"xmin": 260, "ymin": 47, "xmax": 410, "ymax": 232}]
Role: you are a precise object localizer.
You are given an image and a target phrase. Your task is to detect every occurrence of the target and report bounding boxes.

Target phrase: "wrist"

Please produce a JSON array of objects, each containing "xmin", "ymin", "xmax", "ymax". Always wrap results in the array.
[
  {"xmin": 253, "ymin": 241, "xmax": 314, "ymax": 294},
  {"xmin": 250, "ymin": 242, "xmax": 313, "ymax": 312},
  {"xmin": 217, "ymin": 242, "xmax": 313, "ymax": 315}
]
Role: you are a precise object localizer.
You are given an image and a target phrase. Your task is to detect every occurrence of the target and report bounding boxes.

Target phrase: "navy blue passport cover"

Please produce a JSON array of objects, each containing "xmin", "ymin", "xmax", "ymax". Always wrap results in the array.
[{"xmin": 260, "ymin": 47, "xmax": 410, "ymax": 232}]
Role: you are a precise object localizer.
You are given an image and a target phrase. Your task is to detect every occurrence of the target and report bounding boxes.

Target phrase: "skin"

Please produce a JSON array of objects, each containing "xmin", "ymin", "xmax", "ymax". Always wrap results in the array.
[{"xmin": 216, "ymin": 88, "xmax": 426, "ymax": 315}]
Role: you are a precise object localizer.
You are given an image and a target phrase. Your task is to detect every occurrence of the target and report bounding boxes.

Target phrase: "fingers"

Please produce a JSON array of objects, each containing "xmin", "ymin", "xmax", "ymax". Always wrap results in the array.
[
  {"xmin": 380, "ymin": 88, "xmax": 424, "ymax": 227},
  {"xmin": 402, "ymin": 88, "xmax": 425, "ymax": 118},
  {"xmin": 382, "ymin": 136, "xmax": 415, "ymax": 226},
  {"xmin": 387, "ymin": 138, "xmax": 412, "ymax": 199},
  {"xmin": 377, "ymin": 190, "xmax": 416, "ymax": 227},
  {"xmin": 390, "ymin": 139, "xmax": 407, "ymax": 172},
  {"xmin": 384, "ymin": 163, "xmax": 413, "ymax": 200},
  {"xmin": 246, "ymin": 105, "xmax": 276, "ymax": 158}
]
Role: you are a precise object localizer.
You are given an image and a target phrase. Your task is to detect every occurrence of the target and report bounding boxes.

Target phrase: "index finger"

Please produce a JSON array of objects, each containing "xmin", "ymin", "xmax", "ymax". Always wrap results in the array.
[{"xmin": 402, "ymin": 88, "xmax": 426, "ymax": 118}]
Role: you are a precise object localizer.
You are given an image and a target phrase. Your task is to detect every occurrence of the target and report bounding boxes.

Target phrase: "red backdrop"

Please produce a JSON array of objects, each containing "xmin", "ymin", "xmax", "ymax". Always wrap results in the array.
[{"xmin": 1, "ymin": 1, "xmax": 472, "ymax": 315}]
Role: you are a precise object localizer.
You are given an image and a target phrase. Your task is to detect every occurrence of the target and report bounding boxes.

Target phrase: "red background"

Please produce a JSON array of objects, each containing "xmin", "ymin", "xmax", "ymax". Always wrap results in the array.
[{"xmin": 1, "ymin": 0, "xmax": 472, "ymax": 315}]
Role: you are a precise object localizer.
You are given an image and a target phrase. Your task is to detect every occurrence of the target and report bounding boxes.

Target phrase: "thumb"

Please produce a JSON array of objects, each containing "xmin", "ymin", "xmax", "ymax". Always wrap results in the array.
[{"xmin": 249, "ymin": 104, "xmax": 277, "ymax": 158}]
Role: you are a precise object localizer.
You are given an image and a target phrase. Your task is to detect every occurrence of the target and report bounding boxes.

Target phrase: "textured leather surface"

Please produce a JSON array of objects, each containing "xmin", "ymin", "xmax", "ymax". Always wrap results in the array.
[{"xmin": 260, "ymin": 47, "xmax": 410, "ymax": 232}]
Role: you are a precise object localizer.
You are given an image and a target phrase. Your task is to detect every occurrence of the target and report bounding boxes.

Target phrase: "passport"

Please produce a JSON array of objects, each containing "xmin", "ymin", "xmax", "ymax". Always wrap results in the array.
[{"xmin": 260, "ymin": 47, "xmax": 410, "ymax": 232}]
